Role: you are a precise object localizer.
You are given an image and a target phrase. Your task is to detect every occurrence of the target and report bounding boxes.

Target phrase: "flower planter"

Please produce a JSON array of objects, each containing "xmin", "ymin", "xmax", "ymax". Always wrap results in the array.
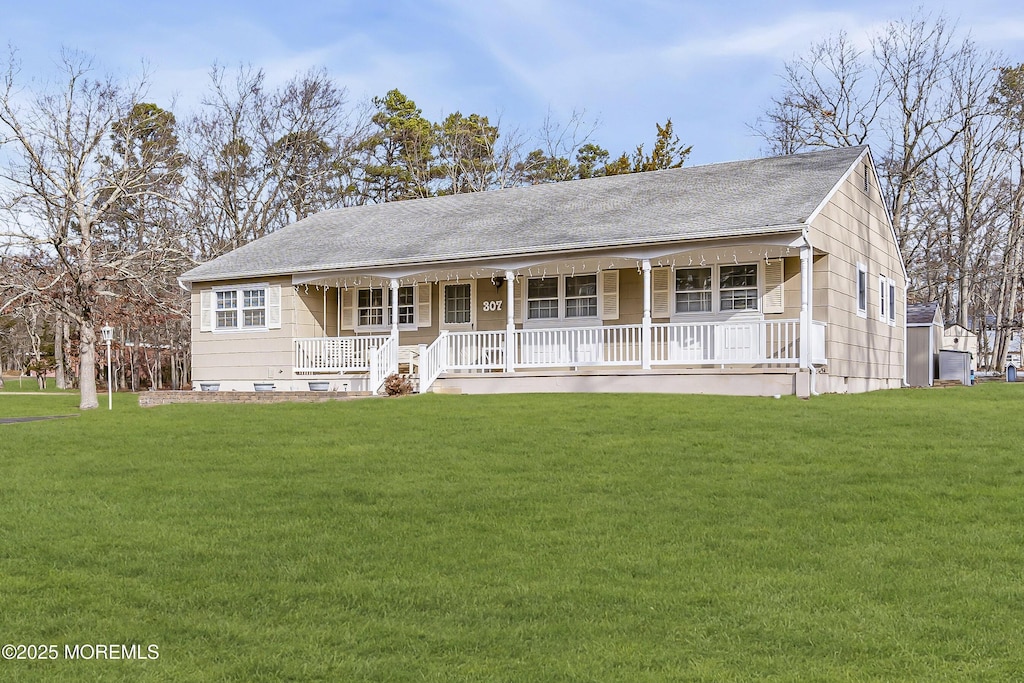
[
  {"xmin": 253, "ymin": 382, "xmax": 275, "ymax": 392},
  {"xmin": 199, "ymin": 382, "xmax": 220, "ymax": 392},
  {"xmin": 308, "ymin": 381, "xmax": 330, "ymax": 392}
]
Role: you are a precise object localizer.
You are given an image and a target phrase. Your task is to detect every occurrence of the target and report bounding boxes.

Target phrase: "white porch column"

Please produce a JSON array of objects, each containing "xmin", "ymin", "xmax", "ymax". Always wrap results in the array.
[
  {"xmin": 799, "ymin": 243, "xmax": 811, "ymax": 370},
  {"xmin": 642, "ymin": 259, "xmax": 652, "ymax": 370},
  {"xmin": 505, "ymin": 271, "xmax": 516, "ymax": 372},
  {"xmin": 390, "ymin": 278, "xmax": 400, "ymax": 341}
]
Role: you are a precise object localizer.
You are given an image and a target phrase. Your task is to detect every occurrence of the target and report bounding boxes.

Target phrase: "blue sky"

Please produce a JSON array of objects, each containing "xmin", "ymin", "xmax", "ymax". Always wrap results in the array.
[{"xmin": 6, "ymin": 0, "xmax": 1024, "ymax": 165}]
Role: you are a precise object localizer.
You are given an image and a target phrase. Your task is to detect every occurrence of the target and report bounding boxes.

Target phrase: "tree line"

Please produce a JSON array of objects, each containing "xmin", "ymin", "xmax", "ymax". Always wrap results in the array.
[
  {"xmin": 0, "ymin": 50, "xmax": 690, "ymax": 407},
  {"xmin": 751, "ymin": 10, "xmax": 1024, "ymax": 369}
]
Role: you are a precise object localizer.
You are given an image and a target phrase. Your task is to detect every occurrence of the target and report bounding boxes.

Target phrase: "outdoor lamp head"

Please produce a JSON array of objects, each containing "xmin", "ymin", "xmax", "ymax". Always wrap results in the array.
[{"xmin": 100, "ymin": 325, "xmax": 114, "ymax": 342}]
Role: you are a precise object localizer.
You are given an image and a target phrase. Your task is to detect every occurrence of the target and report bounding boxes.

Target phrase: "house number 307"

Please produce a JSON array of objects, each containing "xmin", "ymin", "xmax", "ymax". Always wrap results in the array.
[{"xmin": 482, "ymin": 300, "xmax": 503, "ymax": 312}]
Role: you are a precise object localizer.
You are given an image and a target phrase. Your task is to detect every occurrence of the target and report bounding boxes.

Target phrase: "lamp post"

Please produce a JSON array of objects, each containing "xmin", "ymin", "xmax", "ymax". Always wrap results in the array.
[{"xmin": 100, "ymin": 324, "xmax": 113, "ymax": 410}]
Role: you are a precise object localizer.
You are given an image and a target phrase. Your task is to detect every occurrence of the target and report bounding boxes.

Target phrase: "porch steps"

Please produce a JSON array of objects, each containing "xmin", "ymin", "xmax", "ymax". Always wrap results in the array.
[{"xmin": 426, "ymin": 386, "xmax": 462, "ymax": 395}]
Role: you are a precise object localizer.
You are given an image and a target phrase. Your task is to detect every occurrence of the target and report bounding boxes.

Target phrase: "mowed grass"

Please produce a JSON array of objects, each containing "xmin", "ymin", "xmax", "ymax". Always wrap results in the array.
[{"xmin": 1, "ymin": 386, "xmax": 1023, "ymax": 681}]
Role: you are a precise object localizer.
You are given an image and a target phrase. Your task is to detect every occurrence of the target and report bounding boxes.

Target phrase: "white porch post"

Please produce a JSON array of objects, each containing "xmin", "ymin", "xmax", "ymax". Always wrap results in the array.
[
  {"xmin": 799, "ymin": 243, "xmax": 811, "ymax": 370},
  {"xmin": 505, "ymin": 271, "xmax": 516, "ymax": 372},
  {"xmin": 642, "ymin": 259, "xmax": 652, "ymax": 370},
  {"xmin": 390, "ymin": 278, "xmax": 400, "ymax": 341}
]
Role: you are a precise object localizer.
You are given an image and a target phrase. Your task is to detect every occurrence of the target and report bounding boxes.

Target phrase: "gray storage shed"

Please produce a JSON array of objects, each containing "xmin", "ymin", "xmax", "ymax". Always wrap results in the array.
[
  {"xmin": 906, "ymin": 302, "xmax": 942, "ymax": 387},
  {"xmin": 939, "ymin": 349, "xmax": 972, "ymax": 386}
]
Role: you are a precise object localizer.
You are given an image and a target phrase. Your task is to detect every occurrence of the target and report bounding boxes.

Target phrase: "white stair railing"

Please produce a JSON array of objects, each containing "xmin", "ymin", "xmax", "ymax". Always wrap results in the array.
[
  {"xmin": 417, "ymin": 331, "xmax": 449, "ymax": 393},
  {"xmin": 368, "ymin": 335, "xmax": 399, "ymax": 394}
]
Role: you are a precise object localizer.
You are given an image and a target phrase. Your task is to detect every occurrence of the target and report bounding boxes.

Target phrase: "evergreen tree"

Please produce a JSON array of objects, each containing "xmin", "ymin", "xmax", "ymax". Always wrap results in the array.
[{"xmin": 360, "ymin": 89, "xmax": 434, "ymax": 202}]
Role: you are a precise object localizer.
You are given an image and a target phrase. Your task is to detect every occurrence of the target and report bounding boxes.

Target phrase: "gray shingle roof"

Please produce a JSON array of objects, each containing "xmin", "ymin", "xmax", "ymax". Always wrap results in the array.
[
  {"xmin": 907, "ymin": 302, "xmax": 940, "ymax": 325},
  {"xmin": 180, "ymin": 145, "xmax": 868, "ymax": 284}
]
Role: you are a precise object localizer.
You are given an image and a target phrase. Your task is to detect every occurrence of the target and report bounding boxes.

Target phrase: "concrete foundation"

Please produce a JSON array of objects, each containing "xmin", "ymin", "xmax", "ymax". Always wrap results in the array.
[{"xmin": 431, "ymin": 368, "xmax": 799, "ymax": 396}]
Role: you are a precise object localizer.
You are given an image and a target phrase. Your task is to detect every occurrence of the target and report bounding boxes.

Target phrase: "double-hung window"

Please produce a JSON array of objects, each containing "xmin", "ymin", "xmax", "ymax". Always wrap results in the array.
[
  {"xmin": 358, "ymin": 289, "xmax": 384, "ymax": 327},
  {"xmin": 675, "ymin": 268, "xmax": 712, "ymax": 312},
  {"xmin": 243, "ymin": 289, "xmax": 266, "ymax": 327},
  {"xmin": 216, "ymin": 291, "xmax": 238, "ymax": 329},
  {"xmin": 888, "ymin": 280, "xmax": 896, "ymax": 324},
  {"xmin": 394, "ymin": 287, "xmax": 414, "ymax": 325},
  {"xmin": 525, "ymin": 274, "xmax": 600, "ymax": 322},
  {"xmin": 673, "ymin": 264, "xmax": 759, "ymax": 315},
  {"xmin": 856, "ymin": 263, "xmax": 868, "ymax": 318},
  {"xmin": 565, "ymin": 275, "xmax": 597, "ymax": 317},
  {"xmin": 357, "ymin": 286, "xmax": 415, "ymax": 328},
  {"xmin": 719, "ymin": 265, "xmax": 758, "ymax": 311},
  {"xmin": 879, "ymin": 275, "xmax": 888, "ymax": 321},
  {"xmin": 215, "ymin": 287, "xmax": 267, "ymax": 330},
  {"xmin": 527, "ymin": 278, "xmax": 559, "ymax": 320}
]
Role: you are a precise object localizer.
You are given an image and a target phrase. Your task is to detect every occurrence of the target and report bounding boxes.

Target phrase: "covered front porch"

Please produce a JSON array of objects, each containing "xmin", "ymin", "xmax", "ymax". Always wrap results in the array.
[
  {"xmin": 294, "ymin": 319, "xmax": 826, "ymax": 394},
  {"xmin": 289, "ymin": 236, "xmax": 827, "ymax": 395}
]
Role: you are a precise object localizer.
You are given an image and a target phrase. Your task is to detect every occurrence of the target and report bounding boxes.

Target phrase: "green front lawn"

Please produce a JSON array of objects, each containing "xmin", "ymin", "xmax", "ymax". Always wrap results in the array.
[
  {"xmin": 0, "ymin": 375, "xmax": 64, "ymax": 392},
  {"xmin": 1, "ymin": 386, "xmax": 1022, "ymax": 681}
]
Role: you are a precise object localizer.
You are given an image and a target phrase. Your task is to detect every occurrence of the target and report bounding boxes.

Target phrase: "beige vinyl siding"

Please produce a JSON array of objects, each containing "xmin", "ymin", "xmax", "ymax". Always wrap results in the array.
[
  {"xmin": 809, "ymin": 166, "xmax": 905, "ymax": 385},
  {"xmin": 295, "ymin": 285, "xmax": 334, "ymax": 338},
  {"xmin": 190, "ymin": 275, "xmax": 297, "ymax": 383},
  {"xmin": 475, "ymin": 278, "xmax": 507, "ymax": 331},
  {"xmin": 397, "ymin": 284, "xmax": 440, "ymax": 345},
  {"xmin": 616, "ymin": 268, "xmax": 644, "ymax": 325}
]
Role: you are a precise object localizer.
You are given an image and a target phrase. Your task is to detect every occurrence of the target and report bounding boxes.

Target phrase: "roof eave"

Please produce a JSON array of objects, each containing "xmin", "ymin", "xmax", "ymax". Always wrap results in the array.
[{"xmin": 179, "ymin": 223, "xmax": 807, "ymax": 286}]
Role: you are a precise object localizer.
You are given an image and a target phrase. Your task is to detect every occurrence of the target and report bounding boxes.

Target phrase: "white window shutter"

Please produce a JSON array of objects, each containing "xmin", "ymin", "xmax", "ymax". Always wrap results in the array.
[
  {"xmin": 599, "ymin": 270, "xmax": 619, "ymax": 320},
  {"xmin": 762, "ymin": 261, "xmax": 784, "ymax": 314},
  {"xmin": 341, "ymin": 289, "xmax": 355, "ymax": 330},
  {"xmin": 200, "ymin": 290, "xmax": 213, "ymax": 331},
  {"xmin": 266, "ymin": 284, "xmax": 282, "ymax": 329},
  {"xmin": 651, "ymin": 267, "xmax": 671, "ymax": 318},
  {"xmin": 417, "ymin": 282, "xmax": 432, "ymax": 328},
  {"xmin": 514, "ymin": 280, "xmax": 524, "ymax": 324}
]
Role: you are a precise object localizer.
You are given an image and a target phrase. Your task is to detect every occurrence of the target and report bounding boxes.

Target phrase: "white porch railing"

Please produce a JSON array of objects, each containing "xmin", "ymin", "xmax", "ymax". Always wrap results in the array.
[
  {"xmin": 446, "ymin": 330, "xmax": 506, "ymax": 370},
  {"xmin": 294, "ymin": 335, "xmax": 390, "ymax": 372},
  {"xmin": 650, "ymin": 319, "xmax": 803, "ymax": 365},
  {"xmin": 299, "ymin": 319, "xmax": 826, "ymax": 394},
  {"xmin": 368, "ymin": 335, "xmax": 398, "ymax": 394},
  {"xmin": 516, "ymin": 325, "xmax": 642, "ymax": 368}
]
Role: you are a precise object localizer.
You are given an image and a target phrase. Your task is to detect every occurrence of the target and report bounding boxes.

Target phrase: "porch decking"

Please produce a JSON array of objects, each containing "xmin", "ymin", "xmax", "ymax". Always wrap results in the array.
[{"xmin": 294, "ymin": 319, "xmax": 826, "ymax": 394}]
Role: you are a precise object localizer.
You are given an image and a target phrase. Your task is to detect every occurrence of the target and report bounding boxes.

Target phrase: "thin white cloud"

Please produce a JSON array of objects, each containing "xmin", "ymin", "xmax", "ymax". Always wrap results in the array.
[{"xmin": 966, "ymin": 18, "xmax": 1024, "ymax": 46}]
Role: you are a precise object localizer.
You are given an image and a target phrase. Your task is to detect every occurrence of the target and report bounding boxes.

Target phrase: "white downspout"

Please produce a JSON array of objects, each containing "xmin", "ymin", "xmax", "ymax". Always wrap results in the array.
[{"xmin": 903, "ymin": 287, "xmax": 910, "ymax": 387}]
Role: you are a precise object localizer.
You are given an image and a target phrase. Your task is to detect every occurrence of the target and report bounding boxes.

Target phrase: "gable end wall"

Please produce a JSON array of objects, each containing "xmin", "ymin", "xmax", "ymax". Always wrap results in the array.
[{"xmin": 809, "ymin": 166, "xmax": 905, "ymax": 389}]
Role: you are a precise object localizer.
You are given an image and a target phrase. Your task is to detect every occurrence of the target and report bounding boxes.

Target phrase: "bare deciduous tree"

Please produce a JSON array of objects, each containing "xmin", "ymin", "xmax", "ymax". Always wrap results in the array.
[
  {"xmin": 184, "ymin": 65, "xmax": 364, "ymax": 259},
  {"xmin": 0, "ymin": 51, "xmax": 188, "ymax": 408},
  {"xmin": 752, "ymin": 31, "xmax": 883, "ymax": 154}
]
